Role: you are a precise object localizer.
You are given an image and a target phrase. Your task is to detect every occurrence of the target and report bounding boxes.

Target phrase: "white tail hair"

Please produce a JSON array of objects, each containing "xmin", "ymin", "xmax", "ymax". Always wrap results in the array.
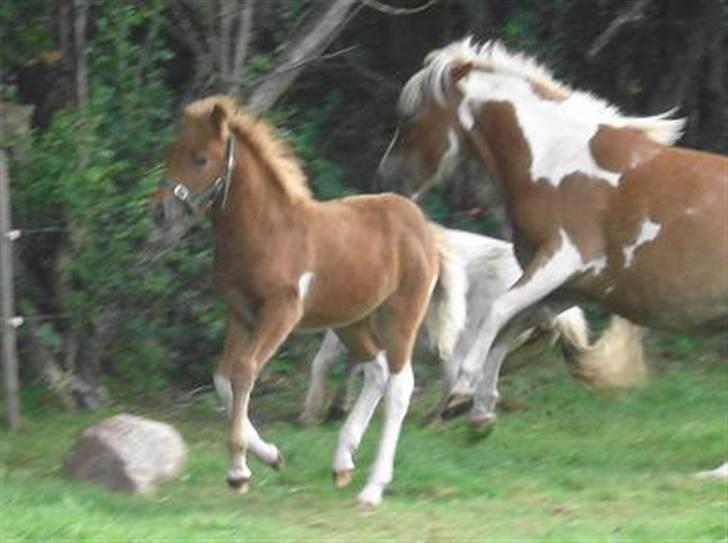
[
  {"xmin": 556, "ymin": 313, "xmax": 648, "ymax": 389},
  {"xmin": 425, "ymin": 224, "xmax": 468, "ymax": 359}
]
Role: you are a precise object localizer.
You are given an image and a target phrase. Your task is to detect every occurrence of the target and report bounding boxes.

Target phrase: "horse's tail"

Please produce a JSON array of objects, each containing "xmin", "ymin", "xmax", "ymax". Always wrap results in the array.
[
  {"xmin": 554, "ymin": 310, "xmax": 648, "ymax": 389},
  {"xmin": 426, "ymin": 224, "xmax": 468, "ymax": 360}
]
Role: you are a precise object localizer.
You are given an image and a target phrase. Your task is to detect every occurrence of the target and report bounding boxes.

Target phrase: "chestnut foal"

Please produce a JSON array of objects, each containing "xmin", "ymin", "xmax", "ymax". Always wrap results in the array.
[{"xmin": 150, "ymin": 96, "xmax": 466, "ymax": 505}]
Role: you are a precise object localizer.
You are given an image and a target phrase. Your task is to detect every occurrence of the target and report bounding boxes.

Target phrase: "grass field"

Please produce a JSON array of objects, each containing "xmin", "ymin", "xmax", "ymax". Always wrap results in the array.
[{"xmin": 1, "ymin": 336, "xmax": 726, "ymax": 542}]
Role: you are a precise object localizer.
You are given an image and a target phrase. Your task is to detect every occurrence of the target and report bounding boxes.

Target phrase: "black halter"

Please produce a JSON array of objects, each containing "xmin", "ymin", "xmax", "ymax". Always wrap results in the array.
[{"xmin": 161, "ymin": 136, "xmax": 235, "ymax": 212}]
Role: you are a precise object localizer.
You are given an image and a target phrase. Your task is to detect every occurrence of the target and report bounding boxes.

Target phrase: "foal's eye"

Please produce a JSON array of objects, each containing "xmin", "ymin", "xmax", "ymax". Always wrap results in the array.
[{"xmin": 193, "ymin": 154, "xmax": 208, "ymax": 168}]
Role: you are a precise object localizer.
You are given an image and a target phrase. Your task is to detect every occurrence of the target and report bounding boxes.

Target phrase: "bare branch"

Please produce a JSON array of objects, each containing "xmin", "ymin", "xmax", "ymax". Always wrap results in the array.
[
  {"xmin": 227, "ymin": 0, "xmax": 255, "ymax": 95},
  {"xmin": 587, "ymin": 0, "xmax": 650, "ymax": 60},
  {"xmin": 359, "ymin": 0, "xmax": 438, "ymax": 16},
  {"xmin": 246, "ymin": 0, "xmax": 360, "ymax": 113},
  {"xmin": 219, "ymin": 0, "xmax": 233, "ymax": 78}
]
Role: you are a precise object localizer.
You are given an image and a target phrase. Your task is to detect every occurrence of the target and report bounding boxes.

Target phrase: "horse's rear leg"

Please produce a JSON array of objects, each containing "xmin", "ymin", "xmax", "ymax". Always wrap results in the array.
[
  {"xmin": 357, "ymin": 361, "xmax": 414, "ymax": 506},
  {"xmin": 331, "ymin": 322, "xmax": 384, "ymax": 489},
  {"xmin": 300, "ymin": 330, "xmax": 346, "ymax": 426},
  {"xmin": 357, "ymin": 280, "xmax": 432, "ymax": 506}
]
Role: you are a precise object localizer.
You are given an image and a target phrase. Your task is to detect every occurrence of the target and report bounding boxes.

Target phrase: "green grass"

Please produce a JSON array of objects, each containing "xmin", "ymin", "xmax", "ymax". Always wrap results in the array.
[{"xmin": 1, "ymin": 344, "xmax": 726, "ymax": 542}]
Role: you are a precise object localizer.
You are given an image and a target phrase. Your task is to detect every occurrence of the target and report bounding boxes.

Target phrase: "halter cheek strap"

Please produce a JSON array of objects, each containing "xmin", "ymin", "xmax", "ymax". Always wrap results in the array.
[{"xmin": 162, "ymin": 136, "xmax": 235, "ymax": 212}]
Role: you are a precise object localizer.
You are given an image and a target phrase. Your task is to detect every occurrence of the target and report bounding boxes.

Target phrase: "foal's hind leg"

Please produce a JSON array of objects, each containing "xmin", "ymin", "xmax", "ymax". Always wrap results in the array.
[
  {"xmin": 356, "ymin": 281, "xmax": 433, "ymax": 506},
  {"xmin": 331, "ymin": 321, "xmax": 384, "ymax": 488},
  {"xmin": 300, "ymin": 330, "xmax": 346, "ymax": 426}
]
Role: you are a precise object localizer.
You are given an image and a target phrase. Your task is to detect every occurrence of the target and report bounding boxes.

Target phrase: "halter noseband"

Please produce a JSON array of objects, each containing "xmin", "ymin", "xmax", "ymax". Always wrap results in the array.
[{"xmin": 162, "ymin": 136, "xmax": 235, "ymax": 212}]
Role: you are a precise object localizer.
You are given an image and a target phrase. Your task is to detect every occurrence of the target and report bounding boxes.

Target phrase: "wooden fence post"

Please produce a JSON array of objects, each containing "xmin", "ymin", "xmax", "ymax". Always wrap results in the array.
[{"xmin": 1, "ymin": 149, "xmax": 21, "ymax": 429}]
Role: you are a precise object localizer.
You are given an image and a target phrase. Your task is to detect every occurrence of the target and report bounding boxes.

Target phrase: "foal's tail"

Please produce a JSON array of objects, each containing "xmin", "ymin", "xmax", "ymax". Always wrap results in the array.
[
  {"xmin": 552, "ymin": 310, "xmax": 648, "ymax": 389},
  {"xmin": 425, "ymin": 224, "xmax": 468, "ymax": 360}
]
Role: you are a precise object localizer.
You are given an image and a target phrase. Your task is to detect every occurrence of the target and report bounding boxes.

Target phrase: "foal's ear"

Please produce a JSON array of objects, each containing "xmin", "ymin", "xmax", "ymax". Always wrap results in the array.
[
  {"xmin": 210, "ymin": 104, "xmax": 229, "ymax": 138},
  {"xmin": 450, "ymin": 61, "xmax": 474, "ymax": 83}
]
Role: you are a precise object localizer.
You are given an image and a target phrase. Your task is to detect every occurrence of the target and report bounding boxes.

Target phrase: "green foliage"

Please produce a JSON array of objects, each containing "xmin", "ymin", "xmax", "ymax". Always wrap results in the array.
[
  {"xmin": 2, "ymin": 356, "xmax": 726, "ymax": 540},
  {"xmin": 0, "ymin": 0, "xmax": 52, "ymax": 70}
]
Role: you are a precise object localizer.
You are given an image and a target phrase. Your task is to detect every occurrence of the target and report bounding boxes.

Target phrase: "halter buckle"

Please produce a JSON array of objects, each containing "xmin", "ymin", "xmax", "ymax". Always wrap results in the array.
[{"xmin": 173, "ymin": 184, "xmax": 190, "ymax": 201}]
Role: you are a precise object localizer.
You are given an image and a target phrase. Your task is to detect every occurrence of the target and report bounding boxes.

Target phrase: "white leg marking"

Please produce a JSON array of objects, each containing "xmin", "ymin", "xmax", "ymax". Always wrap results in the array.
[
  {"xmin": 358, "ymin": 363, "xmax": 415, "ymax": 506},
  {"xmin": 298, "ymin": 271, "xmax": 315, "ymax": 302},
  {"xmin": 216, "ymin": 373, "xmax": 279, "ymax": 466},
  {"xmin": 244, "ymin": 417, "xmax": 280, "ymax": 466},
  {"xmin": 454, "ymin": 229, "xmax": 582, "ymax": 395},
  {"xmin": 696, "ymin": 462, "xmax": 728, "ymax": 480},
  {"xmin": 333, "ymin": 352, "xmax": 388, "ymax": 473},
  {"xmin": 213, "ymin": 373, "xmax": 233, "ymax": 414},
  {"xmin": 301, "ymin": 330, "xmax": 346, "ymax": 423},
  {"xmin": 228, "ymin": 386, "xmax": 253, "ymax": 483},
  {"xmin": 623, "ymin": 217, "xmax": 662, "ymax": 267}
]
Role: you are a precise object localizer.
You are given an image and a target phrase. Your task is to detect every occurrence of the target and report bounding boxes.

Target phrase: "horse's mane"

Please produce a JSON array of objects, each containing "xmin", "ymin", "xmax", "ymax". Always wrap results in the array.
[
  {"xmin": 400, "ymin": 38, "xmax": 685, "ymax": 146},
  {"xmin": 184, "ymin": 95, "xmax": 311, "ymax": 201}
]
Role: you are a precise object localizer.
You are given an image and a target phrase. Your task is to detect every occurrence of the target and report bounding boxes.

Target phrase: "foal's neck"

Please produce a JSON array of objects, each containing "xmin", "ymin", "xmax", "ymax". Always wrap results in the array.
[{"xmin": 211, "ymin": 155, "xmax": 310, "ymax": 247}]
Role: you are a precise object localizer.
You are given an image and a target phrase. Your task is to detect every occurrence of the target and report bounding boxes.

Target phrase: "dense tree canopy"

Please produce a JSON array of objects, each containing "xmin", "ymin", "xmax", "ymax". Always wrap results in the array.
[{"xmin": 1, "ymin": 0, "xmax": 725, "ymax": 408}]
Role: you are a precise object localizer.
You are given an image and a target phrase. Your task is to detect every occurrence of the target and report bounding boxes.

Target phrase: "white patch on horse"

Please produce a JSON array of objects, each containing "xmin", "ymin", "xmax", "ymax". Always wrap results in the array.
[
  {"xmin": 696, "ymin": 462, "xmax": 728, "ymax": 480},
  {"xmin": 458, "ymin": 99, "xmax": 475, "ymax": 130},
  {"xmin": 583, "ymin": 255, "xmax": 607, "ymax": 275},
  {"xmin": 435, "ymin": 130, "xmax": 460, "ymax": 182},
  {"xmin": 213, "ymin": 373, "xmax": 233, "ymax": 414},
  {"xmin": 623, "ymin": 218, "xmax": 662, "ymax": 267},
  {"xmin": 503, "ymin": 228, "xmax": 583, "ymax": 309},
  {"xmin": 459, "ymin": 73, "xmax": 621, "ymax": 187},
  {"xmin": 298, "ymin": 271, "xmax": 315, "ymax": 301}
]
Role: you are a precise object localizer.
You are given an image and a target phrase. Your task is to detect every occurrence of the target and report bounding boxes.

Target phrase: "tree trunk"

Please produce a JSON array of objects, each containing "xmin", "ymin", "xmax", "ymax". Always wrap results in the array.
[{"xmin": 246, "ymin": 0, "xmax": 359, "ymax": 113}]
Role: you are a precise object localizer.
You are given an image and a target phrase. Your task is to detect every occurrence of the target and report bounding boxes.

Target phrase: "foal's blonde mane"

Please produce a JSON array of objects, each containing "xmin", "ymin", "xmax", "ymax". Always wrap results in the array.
[
  {"xmin": 185, "ymin": 95, "xmax": 311, "ymax": 201},
  {"xmin": 400, "ymin": 38, "xmax": 685, "ymax": 145}
]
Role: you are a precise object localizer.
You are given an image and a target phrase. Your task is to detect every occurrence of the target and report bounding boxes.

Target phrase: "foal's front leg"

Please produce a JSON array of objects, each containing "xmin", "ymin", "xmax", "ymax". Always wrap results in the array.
[{"xmin": 217, "ymin": 302, "xmax": 302, "ymax": 493}]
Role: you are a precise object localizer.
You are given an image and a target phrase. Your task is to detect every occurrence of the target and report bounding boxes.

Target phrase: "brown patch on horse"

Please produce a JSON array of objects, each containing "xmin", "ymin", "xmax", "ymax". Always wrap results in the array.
[
  {"xmin": 589, "ymin": 125, "xmax": 662, "ymax": 173},
  {"xmin": 468, "ymin": 99, "xmax": 728, "ymax": 329}
]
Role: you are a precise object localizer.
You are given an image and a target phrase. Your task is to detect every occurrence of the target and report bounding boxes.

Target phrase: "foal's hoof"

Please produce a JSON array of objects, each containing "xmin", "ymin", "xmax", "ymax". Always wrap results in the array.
[
  {"xmin": 226, "ymin": 476, "xmax": 250, "ymax": 495},
  {"xmin": 441, "ymin": 393, "xmax": 474, "ymax": 420},
  {"xmin": 467, "ymin": 413, "xmax": 497, "ymax": 441},
  {"xmin": 333, "ymin": 469, "xmax": 354, "ymax": 489},
  {"xmin": 271, "ymin": 450, "xmax": 285, "ymax": 471}
]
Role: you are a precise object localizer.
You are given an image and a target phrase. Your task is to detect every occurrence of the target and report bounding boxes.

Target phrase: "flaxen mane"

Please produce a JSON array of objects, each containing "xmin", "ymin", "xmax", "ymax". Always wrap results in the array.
[
  {"xmin": 185, "ymin": 95, "xmax": 311, "ymax": 201},
  {"xmin": 400, "ymin": 38, "xmax": 685, "ymax": 145}
]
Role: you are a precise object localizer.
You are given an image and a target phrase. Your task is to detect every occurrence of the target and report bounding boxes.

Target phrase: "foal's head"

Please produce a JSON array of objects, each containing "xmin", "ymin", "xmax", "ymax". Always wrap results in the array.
[{"xmin": 149, "ymin": 96, "xmax": 237, "ymax": 247}]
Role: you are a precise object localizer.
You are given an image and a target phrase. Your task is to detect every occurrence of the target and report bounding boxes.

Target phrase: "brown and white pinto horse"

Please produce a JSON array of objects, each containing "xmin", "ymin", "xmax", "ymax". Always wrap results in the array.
[
  {"xmin": 149, "ymin": 95, "xmax": 466, "ymax": 506},
  {"xmin": 379, "ymin": 39, "xmax": 728, "ymax": 428}
]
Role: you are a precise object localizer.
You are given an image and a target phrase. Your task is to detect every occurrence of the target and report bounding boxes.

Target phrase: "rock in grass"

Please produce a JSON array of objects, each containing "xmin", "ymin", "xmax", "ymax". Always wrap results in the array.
[{"xmin": 63, "ymin": 414, "xmax": 187, "ymax": 494}]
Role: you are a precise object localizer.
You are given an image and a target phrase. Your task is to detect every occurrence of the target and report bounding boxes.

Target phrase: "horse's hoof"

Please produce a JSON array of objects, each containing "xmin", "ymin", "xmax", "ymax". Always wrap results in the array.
[
  {"xmin": 441, "ymin": 393, "xmax": 473, "ymax": 420},
  {"xmin": 333, "ymin": 469, "xmax": 354, "ymax": 489},
  {"xmin": 227, "ymin": 476, "xmax": 250, "ymax": 495},
  {"xmin": 271, "ymin": 450, "xmax": 285, "ymax": 471},
  {"xmin": 357, "ymin": 486, "xmax": 383, "ymax": 507},
  {"xmin": 467, "ymin": 413, "xmax": 497, "ymax": 441}
]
